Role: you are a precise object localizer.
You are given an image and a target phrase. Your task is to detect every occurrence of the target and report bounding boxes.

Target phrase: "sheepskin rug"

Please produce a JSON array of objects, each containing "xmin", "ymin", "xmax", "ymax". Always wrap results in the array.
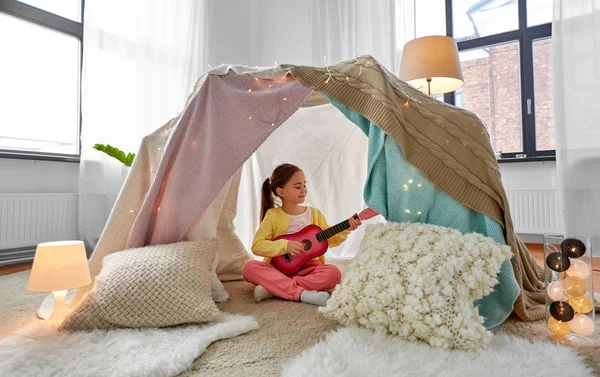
[
  {"xmin": 0, "ymin": 314, "xmax": 258, "ymax": 377},
  {"xmin": 320, "ymin": 222, "xmax": 512, "ymax": 350},
  {"xmin": 282, "ymin": 326, "xmax": 594, "ymax": 377}
]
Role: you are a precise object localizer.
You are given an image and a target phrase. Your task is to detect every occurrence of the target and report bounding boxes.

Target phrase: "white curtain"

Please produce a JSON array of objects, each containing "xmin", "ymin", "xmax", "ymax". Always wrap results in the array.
[
  {"xmin": 80, "ymin": 0, "xmax": 415, "ymax": 252},
  {"xmin": 79, "ymin": 1, "xmax": 209, "ymax": 249},
  {"xmin": 553, "ymin": 0, "xmax": 600, "ymax": 249}
]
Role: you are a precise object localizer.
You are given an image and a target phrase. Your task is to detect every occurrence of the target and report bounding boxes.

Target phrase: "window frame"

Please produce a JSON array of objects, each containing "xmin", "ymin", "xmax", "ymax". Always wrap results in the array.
[
  {"xmin": 444, "ymin": 0, "xmax": 554, "ymax": 162},
  {"xmin": 0, "ymin": 0, "xmax": 84, "ymax": 163}
]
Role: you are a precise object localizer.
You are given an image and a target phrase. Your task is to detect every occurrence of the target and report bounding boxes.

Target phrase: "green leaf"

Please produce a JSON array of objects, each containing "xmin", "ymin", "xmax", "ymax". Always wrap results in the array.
[{"xmin": 93, "ymin": 143, "xmax": 136, "ymax": 167}]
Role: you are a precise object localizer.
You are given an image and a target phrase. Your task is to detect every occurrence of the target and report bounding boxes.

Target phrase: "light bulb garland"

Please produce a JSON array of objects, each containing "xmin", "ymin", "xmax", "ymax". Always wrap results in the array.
[
  {"xmin": 241, "ymin": 56, "xmax": 385, "ymax": 129},
  {"xmin": 544, "ymin": 236, "xmax": 595, "ymax": 339}
]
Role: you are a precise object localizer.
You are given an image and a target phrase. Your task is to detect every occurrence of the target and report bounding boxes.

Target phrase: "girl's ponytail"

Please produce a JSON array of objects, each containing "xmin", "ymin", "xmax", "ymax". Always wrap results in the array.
[
  {"xmin": 259, "ymin": 163, "xmax": 301, "ymax": 222},
  {"xmin": 260, "ymin": 178, "xmax": 274, "ymax": 222}
]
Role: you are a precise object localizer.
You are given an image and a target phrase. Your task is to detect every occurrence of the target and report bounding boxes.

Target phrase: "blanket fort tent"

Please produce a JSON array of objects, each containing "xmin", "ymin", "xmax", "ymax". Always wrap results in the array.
[{"xmin": 69, "ymin": 56, "xmax": 546, "ymax": 327}]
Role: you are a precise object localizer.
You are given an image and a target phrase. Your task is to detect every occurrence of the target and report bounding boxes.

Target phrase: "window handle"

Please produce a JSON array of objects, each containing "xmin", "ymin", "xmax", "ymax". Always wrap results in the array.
[{"xmin": 527, "ymin": 98, "xmax": 532, "ymax": 115}]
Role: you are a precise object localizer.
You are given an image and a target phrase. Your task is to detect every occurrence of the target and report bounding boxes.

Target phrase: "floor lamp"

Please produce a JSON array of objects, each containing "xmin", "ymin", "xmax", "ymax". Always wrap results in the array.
[{"xmin": 399, "ymin": 36, "xmax": 464, "ymax": 96}]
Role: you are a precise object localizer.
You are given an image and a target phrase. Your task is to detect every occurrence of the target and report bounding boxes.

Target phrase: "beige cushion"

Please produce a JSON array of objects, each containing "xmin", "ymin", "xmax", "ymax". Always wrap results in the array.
[
  {"xmin": 320, "ymin": 222, "xmax": 512, "ymax": 350},
  {"xmin": 60, "ymin": 240, "xmax": 220, "ymax": 331}
]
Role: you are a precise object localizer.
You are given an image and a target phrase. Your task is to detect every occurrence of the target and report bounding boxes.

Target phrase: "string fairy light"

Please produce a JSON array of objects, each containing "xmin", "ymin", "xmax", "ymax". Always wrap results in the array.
[
  {"xmin": 323, "ymin": 55, "xmax": 333, "ymax": 84},
  {"xmin": 354, "ymin": 50, "xmax": 363, "ymax": 79}
]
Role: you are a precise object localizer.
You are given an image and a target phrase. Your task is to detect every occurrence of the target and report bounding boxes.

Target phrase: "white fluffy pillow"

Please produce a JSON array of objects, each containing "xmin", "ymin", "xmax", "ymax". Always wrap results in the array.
[
  {"xmin": 320, "ymin": 222, "xmax": 512, "ymax": 350},
  {"xmin": 60, "ymin": 240, "xmax": 221, "ymax": 331}
]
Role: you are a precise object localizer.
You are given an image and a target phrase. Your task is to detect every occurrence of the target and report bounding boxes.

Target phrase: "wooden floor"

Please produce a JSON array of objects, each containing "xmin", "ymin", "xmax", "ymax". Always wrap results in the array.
[
  {"xmin": 1, "ymin": 245, "xmax": 599, "ymax": 292},
  {"xmin": 0, "ymin": 261, "xmax": 33, "ymax": 276}
]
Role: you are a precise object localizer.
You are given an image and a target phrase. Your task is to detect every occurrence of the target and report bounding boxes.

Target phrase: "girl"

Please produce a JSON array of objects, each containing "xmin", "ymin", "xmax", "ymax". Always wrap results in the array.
[{"xmin": 242, "ymin": 163, "xmax": 361, "ymax": 306}]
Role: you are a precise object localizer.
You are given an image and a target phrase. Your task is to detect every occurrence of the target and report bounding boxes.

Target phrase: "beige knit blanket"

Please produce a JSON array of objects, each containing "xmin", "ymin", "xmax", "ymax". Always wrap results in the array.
[{"xmin": 284, "ymin": 56, "xmax": 546, "ymax": 321}]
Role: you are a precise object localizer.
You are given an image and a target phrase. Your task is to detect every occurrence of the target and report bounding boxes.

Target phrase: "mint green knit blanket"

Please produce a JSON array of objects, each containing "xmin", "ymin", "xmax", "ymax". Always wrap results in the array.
[{"xmin": 327, "ymin": 96, "xmax": 519, "ymax": 329}]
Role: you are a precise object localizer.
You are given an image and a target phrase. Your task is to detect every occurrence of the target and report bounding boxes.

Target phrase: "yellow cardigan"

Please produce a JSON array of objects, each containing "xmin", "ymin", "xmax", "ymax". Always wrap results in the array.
[{"xmin": 251, "ymin": 206, "xmax": 349, "ymax": 264}]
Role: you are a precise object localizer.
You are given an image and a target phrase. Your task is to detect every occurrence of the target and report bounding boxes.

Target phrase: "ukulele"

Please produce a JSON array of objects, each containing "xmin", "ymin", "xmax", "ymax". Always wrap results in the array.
[{"xmin": 272, "ymin": 207, "xmax": 379, "ymax": 275}]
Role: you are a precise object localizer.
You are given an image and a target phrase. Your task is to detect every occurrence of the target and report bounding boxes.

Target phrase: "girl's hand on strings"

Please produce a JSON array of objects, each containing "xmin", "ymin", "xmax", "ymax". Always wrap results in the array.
[{"xmin": 287, "ymin": 241, "xmax": 305, "ymax": 256}]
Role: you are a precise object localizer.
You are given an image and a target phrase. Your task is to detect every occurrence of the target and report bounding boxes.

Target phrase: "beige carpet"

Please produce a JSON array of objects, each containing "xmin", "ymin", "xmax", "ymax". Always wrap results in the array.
[{"xmin": 1, "ymin": 262, "xmax": 599, "ymax": 377}]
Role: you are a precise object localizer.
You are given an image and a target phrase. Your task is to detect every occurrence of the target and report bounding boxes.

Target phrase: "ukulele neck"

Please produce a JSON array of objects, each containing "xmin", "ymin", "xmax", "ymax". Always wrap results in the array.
[{"xmin": 316, "ymin": 220, "xmax": 351, "ymax": 242}]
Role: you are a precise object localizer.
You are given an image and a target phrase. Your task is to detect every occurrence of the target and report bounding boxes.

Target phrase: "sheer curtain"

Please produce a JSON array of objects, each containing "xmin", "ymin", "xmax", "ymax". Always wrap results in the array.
[
  {"xmin": 79, "ymin": 1, "xmax": 209, "ymax": 249},
  {"xmin": 552, "ymin": 0, "xmax": 600, "ymax": 249},
  {"xmin": 80, "ymin": 0, "xmax": 415, "ymax": 251}
]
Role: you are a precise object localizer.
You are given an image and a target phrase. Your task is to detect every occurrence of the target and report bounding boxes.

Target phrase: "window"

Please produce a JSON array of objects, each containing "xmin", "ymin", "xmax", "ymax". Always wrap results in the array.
[
  {"xmin": 0, "ymin": 0, "xmax": 83, "ymax": 161},
  {"xmin": 456, "ymin": 42, "xmax": 523, "ymax": 153},
  {"xmin": 443, "ymin": 0, "xmax": 554, "ymax": 159}
]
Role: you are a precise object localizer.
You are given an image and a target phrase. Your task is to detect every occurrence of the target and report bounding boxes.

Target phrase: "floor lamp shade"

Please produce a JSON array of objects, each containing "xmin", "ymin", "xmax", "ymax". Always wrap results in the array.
[
  {"xmin": 399, "ymin": 36, "xmax": 464, "ymax": 95},
  {"xmin": 27, "ymin": 240, "xmax": 91, "ymax": 292}
]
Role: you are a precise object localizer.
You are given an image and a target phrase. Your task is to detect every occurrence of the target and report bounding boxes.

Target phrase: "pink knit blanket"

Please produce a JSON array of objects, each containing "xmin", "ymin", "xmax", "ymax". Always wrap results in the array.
[{"xmin": 126, "ymin": 72, "xmax": 313, "ymax": 248}]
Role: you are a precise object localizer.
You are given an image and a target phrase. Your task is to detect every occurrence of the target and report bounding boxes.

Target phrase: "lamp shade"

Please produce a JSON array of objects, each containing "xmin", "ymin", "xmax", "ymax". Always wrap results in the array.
[
  {"xmin": 27, "ymin": 240, "xmax": 91, "ymax": 292},
  {"xmin": 399, "ymin": 35, "xmax": 464, "ymax": 95}
]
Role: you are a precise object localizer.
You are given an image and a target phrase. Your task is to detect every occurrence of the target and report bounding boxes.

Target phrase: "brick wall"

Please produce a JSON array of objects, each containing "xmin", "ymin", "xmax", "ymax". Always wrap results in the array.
[
  {"xmin": 459, "ymin": 39, "xmax": 555, "ymax": 153},
  {"xmin": 533, "ymin": 38, "xmax": 555, "ymax": 151}
]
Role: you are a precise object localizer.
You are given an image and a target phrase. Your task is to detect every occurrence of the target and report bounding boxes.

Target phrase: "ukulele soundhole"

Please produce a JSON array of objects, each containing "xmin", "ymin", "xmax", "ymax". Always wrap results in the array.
[{"xmin": 301, "ymin": 239, "xmax": 312, "ymax": 250}]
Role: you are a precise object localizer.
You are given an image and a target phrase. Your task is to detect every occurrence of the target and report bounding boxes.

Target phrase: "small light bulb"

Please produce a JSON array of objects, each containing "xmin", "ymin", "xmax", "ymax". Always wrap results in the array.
[
  {"xmin": 417, "ymin": 211, "xmax": 422, "ymax": 215},
  {"xmin": 157, "ymin": 207, "xmax": 161, "ymax": 212},
  {"xmin": 248, "ymin": 89, "xmax": 252, "ymax": 92},
  {"xmin": 249, "ymin": 116, "xmax": 252, "ymax": 120},
  {"xmin": 566, "ymin": 259, "xmax": 590, "ymax": 280},
  {"xmin": 408, "ymin": 179, "xmax": 413, "ymax": 184},
  {"xmin": 324, "ymin": 79, "xmax": 330, "ymax": 84},
  {"xmin": 417, "ymin": 183, "xmax": 422, "ymax": 188},
  {"xmin": 405, "ymin": 209, "xmax": 410, "ymax": 214},
  {"xmin": 403, "ymin": 184, "xmax": 408, "ymax": 191},
  {"xmin": 271, "ymin": 123, "xmax": 275, "ymax": 127},
  {"xmin": 570, "ymin": 314, "xmax": 595, "ymax": 336},
  {"xmin": 158, "ymin": 147, "xmax": 161, "ymax": 151},
  {"xmin": 269, "ymin": 85, "xmax": 272, "ymax": 88},
  {"xmin": 547, "ymin": 281, "xmax": 566, "ymax": 301},
  {"xmin": 404, "ymin": 101, "xmax": 410, "ymax": 107},
  {"xmin": 129, "ymin": 210, "xmax": 135, "ymax": 214},
  {"xmin": 346, "ymin": 77, "xmax": 349, "ymax": 81},
  {"xmin": 283, "ymin": 97, "xmax": 287, "ymax": 101}
]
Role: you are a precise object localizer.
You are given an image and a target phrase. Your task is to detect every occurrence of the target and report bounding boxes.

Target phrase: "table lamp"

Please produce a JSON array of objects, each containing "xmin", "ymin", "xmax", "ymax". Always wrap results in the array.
[
  {"xmin": 27, "ymin": 241, "xmax": 91, "ymax": 322},
  {"xmin": 399, "ymin": 35, "xmax": 464, "ymax": 96}
]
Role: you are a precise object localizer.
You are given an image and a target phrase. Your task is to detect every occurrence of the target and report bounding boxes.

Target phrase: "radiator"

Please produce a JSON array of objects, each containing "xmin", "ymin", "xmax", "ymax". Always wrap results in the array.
[
  {"xmin": 0, "ymin": 193, "xmax": 78, "ymax": 265},
  {"xmin": 506, "ymin": 189, "xmax": 562, "ymax": 235}
]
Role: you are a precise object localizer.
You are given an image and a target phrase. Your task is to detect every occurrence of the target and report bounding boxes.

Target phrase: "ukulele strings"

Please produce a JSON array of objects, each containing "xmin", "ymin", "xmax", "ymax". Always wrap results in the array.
[{"xmin": 316, "ymin": 220, "xmax": 351, "ymax": 242}]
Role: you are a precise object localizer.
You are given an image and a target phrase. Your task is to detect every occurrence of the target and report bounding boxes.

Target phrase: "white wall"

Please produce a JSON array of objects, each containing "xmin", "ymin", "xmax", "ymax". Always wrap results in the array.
[
  {"xmin": 0, "ymin": 159, "xmax": 79, "ymax": 194},
  {"xmin": 499, "ymin": 160, "xmax": 557, "ymax": 190},
  {"xmin": 499, "ymin": 160, "xmax": 557, "ymax": 242}
]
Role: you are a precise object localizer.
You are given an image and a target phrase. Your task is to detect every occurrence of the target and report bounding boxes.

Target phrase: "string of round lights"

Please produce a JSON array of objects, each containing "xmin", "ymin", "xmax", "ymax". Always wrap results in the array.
[{"xmin": 544, "ymin": 235, "xmax": 595, "ymax": 340}]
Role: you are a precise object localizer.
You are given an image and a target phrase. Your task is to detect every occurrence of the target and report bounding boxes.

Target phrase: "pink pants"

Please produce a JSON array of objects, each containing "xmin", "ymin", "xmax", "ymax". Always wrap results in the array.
[{"xmin": 242, "ymin": 260, "xmax": 342, "ymax": 301}]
